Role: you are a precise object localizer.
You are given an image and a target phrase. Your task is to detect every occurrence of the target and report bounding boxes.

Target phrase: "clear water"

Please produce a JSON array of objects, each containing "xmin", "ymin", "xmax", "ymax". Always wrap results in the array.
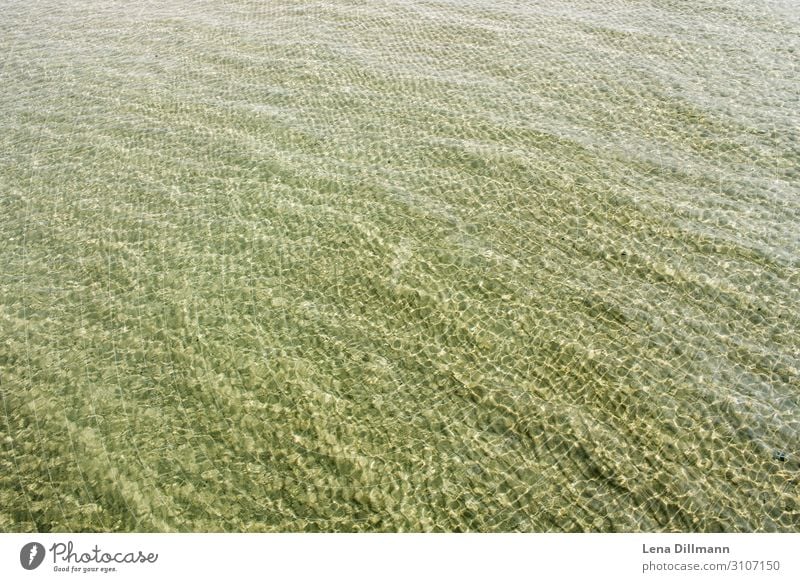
[{"xmin": 1, "ymin": 0, "xmax": 798, "ymax": 532}]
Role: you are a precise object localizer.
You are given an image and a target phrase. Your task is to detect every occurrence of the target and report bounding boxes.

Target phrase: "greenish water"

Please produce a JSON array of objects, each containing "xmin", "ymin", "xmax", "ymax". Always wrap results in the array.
[{"xmin": 1, "ymin": 0, "xmax": 798, "ymax": 532}]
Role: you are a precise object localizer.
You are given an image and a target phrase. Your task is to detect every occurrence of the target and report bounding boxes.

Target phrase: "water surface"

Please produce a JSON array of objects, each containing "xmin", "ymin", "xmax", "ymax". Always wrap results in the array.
[{"xmin": 1, "ymin": 0, "xmax": 798, "ymax": 531}]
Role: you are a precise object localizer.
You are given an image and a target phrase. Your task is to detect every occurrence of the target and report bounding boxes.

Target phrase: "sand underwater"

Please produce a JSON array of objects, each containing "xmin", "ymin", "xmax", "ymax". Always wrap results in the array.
[{"xmin": 1, "ymin": 0, "xmax": 799, "ymax": 532}]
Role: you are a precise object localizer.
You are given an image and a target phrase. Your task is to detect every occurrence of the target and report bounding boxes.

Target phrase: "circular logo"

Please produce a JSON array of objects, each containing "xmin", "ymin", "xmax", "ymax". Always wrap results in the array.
[{"xmin": 20, "ymin": 542, "xmax": 46, "ymax": 570}]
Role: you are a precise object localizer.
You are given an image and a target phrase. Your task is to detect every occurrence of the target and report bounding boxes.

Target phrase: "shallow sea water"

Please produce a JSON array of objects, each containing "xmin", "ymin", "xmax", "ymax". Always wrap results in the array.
[{"xmin": 1, "ymin": 0, "xmax": 799, "ymax": 532}]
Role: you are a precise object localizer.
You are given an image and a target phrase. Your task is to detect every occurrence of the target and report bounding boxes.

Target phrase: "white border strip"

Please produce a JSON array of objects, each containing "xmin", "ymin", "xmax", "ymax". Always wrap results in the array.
[{"xmin": 2, "ymin": 533, "xmax": 798, "ymax": 581}]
